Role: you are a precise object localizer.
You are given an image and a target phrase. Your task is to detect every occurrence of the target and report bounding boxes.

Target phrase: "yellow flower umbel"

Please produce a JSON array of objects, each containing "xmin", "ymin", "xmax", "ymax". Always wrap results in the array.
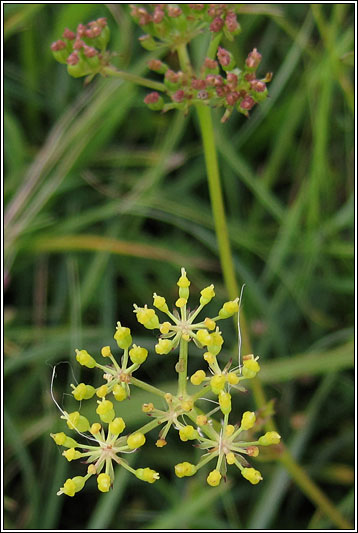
[
  {"xmin": 52, "ymin": 405, "xmax": 159, "ymax": 496},
  {"xmin": 51, "ymin": 267, "xmax": 278, "ymax": 495}
]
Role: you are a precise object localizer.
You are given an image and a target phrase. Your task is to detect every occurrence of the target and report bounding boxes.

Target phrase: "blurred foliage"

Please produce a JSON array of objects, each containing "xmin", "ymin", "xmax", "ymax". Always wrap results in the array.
[{"xmin": 4, "ymin": 3, "xmax": 354, "ymax": 530}]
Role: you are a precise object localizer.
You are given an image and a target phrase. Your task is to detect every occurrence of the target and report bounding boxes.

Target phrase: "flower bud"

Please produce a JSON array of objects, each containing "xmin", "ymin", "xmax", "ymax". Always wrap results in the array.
[
  {"xmin": 217, "ymin": 47, "xmax": 235, "ymax": 70},
  {"xmin": 144, "ymin": 92, "xmax": 164, "ymax": 111},
  {"xmin": 246, "ymin": 48, "xmax": 262, "ymax": 70}
]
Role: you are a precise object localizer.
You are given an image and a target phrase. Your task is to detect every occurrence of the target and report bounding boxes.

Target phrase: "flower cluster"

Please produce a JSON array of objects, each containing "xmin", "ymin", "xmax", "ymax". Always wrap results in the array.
[
  {"xmin": 130, "ymin": 4, "xmax": 241, "ymax": 50},
  {"xmin": 51, "ymin": 18, "xmax": 110, "ymax": 78},
  {"xmin": 144, "ymin": 47, "xmax": 272, "ymax": 122},
  {"xmin": 51, "ymin": 7, "xmax": 271, "ymax": 122},
  {"xmin": 51, "ymin": 268, "xmax": 281, "ymax": 495}
]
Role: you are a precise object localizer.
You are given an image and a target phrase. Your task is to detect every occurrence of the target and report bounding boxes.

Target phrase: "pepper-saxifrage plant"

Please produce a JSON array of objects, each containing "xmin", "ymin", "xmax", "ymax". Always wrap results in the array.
[
  {"xmin": 50, "ymin": 5, "xmax": 280, "ymax": 497},
  {"xmin": 51, "ymin": 269, "xmax": 281, "ymax": 496}
]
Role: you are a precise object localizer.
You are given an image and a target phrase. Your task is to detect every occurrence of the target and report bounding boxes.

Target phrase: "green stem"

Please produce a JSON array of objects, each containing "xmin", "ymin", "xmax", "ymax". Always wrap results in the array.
[
  {"xmin": 177, "ymin": 339, "xmax": 189, "ymax": 396},
  {"xmin": 176, "ymin": 43, "xmax": 192, "ymax": 74},
  {"xmin": 135, "ymin": 418, "xmax": 165, "ymax": 436},
  {"xmin": 102, "ymin": 66, "xmax": 166, "ymax": 92},
  {"xmin": 130, "ymin": 376, "xmax": 167, "ymax": 398},
  {"xmin": 207, "ymin": 32, "xmax": 223, "ymax": 60},
  {"xmin": 195, "ymin": 104, "xmax": 239, "ymax": 300}
]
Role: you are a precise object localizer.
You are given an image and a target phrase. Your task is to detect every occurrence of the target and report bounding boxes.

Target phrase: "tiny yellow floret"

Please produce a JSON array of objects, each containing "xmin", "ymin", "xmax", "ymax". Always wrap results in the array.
[
  {"xmin": 134, "ymin": 306, "xmax": 160, "ymax": 330},
  {"xmin": 155, "ymin": 338, "xmax": 173, "ymax": 355},
  {"xmin": 175, "ymin": 462, "xmax": 197, "ymax": 478},
  {"xmin": 241, "ymin": 411, "xmax": 256, "ymax": 431},
  {"xmin": 177, "ymin": 268, "xmax": 191, "ymax": 288},
  {"xmin": 160, "ymin": 321, "xmax": 171, "ymax": 334},
  {"xmin": 51, "ymin": 432, "xmax": 79, "ymax": 448},
  {"xmin": 96, "ymin": 400, "xmax": 115, "ymax": 423},
  {"xmin": 258, "ymin": 431, "xmax": 281, "ymax": 446},
  {"xmin": 179, "ymin": 425, "xmax": 198, "ymax": 441},
  {"xmin": 153, "ymin": 293, "xmax": 169, "ymax": 313},
  {"xmin": 109, "ymin": 417, "xmax": 126, "ymax": 435},
  {"xmin": 190, "ymin": 369, "xmax": 206, "ymax": 385},
  {"xmin": 129, "ymin": 344, "xmax": 148, "ymax": 365},
  {"xmin": 90, "ymin": 423, "xmax": 101, "ymax": 435},
  {"xmin": 226, "ymin": 452, "xmax": 236, "ymax": 465},
  {"xmin": 218, "ymin": 299, "xmax": 239, "ymax": 318},
  {"xmin": 75, "ymin": 349, "xmax": 97, "ymax": 368},
  {"xmin": 96, "ymin": 384, "xmax": 108, "ymax": 398},
  {"xmin": 113, "ymin": 383, "xmax": 127, "ymax": 402},
  {"xmin": 207, "ymin": 469, "xmax": 222, "ymax": 487},
  {"xmin": 225, "ymin": 424, "xmax": 235, "ymax": 437},
  {"xmin": 97, "ymin": 473, "xmax": 111, "ymax": 492},
  {"xmin": 196, "ymin": 329, "xmax": 211, "ymax": 346},
  {"xmin": 226, "ymin": 372, "xmax": 239, "ymax": 385},
  {"xmin": 241, "ymin": 467, "xmax": 263, "ymax": 485},
  {"xmin": 242, "ymin": 357, "xmax": 260, "ymax": 378},
  {"xmin": 71, "ymin": 382, "xmax": 96, "ymax": 401},
  {"xmin": 66, "ymin": 412, "xmax": 90, "ymax": 433},
  {"xmin": 210, "ymin": 374, "xmax": 226, "ymax": 394},
  {"xmin": 204, "ymin": 317, "xmax": 216, "ymax": 330},
  {"xmin": 101, "ymin": 346, "xmax": 112, "ymax": 357},
  {"xmin": 156, "ymin": 438, "xmax": 167, "ymax": 447},
  {"xmin": 114, "ymin": 323, "xmax": 132, "ymax": 349},
  {"xmin": 175, "ymin": 297, "xmax": 187, "ymax": 308},
  {"xmin": 127, "ymin": 432, "xmax": 146, "ymax": 449},
  {"xmin": 135, "ymin": 467, "xmax": 160, "ymax": 483},
  {"xmin": 62, "ymin": 448, "xmax": 82, "ymax": 462},
  {"xmin": 200, "ymin": 284, "xmax": 215, "ymax": 305},
  {"xmin": 87, "ymin": 464, "xmax": 97, "ymax": 475},
  {"xmin": 219, "ymin": 391, "xmax": 232, "ymax": 414}
]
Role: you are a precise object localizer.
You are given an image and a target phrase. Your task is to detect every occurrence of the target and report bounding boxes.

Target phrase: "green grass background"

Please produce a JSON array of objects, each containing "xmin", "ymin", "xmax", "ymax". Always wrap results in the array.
[{"xmin": 4, "ymin": 3, "xmax": 354, "ymax": 530}]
